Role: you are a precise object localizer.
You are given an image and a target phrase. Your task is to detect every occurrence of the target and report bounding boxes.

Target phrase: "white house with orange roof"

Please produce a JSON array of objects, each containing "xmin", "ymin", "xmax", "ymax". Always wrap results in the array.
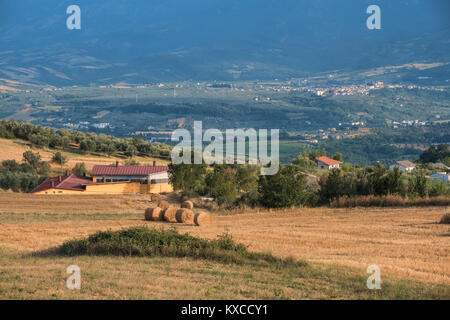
[{"xmin": 315, "ymin": 156, "xmax": 342, "ymax": 170}]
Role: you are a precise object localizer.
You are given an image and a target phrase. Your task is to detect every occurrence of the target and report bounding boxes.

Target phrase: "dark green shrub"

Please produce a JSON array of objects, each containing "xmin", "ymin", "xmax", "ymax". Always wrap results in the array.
[
  {"xmin": 440, "ymin": 213, "xmax": 450, "ymax": 224},
  {"xmin": 56, "ymin": 226, "xmax": 306, "ymax": 268}
]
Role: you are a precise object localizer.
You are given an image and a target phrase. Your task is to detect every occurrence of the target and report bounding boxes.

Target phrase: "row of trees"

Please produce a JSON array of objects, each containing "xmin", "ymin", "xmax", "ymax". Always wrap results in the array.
[
  {"xmin": 0, "ymin": 150, "xmax": 90, "ymax": 193},
  {"xmin": 0, "ymin": 151, "xmax": 50, "ymax": 193},
  {"xmin": 169, "ymin": 162, "xmax": 318, "ymax": 209},
  {"xmin": 318, "ymin": 164, "xmax": 447, "ymax": 201},
  {"xmin": 169, "ymin": 150, "xmax": 449, "ymax": 208},
  {"xmin": 0, "ymin": 120, "xmax": 172, "ymax": 158}
]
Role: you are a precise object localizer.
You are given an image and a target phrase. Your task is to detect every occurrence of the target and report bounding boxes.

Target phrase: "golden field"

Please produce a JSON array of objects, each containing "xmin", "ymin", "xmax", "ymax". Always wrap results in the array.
[{"xmin": 0, "ymin": 192, "xmax": 448, "ymax": 299}]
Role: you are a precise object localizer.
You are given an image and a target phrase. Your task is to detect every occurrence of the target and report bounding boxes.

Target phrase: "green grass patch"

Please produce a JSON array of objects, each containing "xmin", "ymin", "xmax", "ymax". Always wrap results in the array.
[{"xmin": 52, "ymin": 226, "xmax": 306, "ymax": 269}]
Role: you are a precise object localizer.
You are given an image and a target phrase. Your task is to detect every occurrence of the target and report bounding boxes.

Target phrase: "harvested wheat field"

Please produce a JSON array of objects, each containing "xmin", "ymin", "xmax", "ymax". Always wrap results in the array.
[
  {"xmin": 0, "ymin": 193, "xmax": 152, "ymax": 214},
  {"xmin": 0, "ymin": 193, "xmax": 448, "ymax": 299},
  {"xmin": 0, "ymin": 193, "xmax": 448, "ymax": 284}
]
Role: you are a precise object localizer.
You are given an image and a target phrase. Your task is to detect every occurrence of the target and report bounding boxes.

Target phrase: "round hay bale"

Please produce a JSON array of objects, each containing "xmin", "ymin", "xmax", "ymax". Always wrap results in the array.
[
  {"xmin": 145, "ymin": 207, "xmax": 164, "ymax": 221},
  {"xmin": 158, "ymin": 200, "xmax": 170, "ymax": 210},
  {"xmin": 194, "ymin": 210, "xmax": 213, "ymax": 227},
  {"xmin": 176, "ymin": 208, "xmax": 195, "ymax": 224},
  {"xmin": 440, "ymin": 213, "xmax": 450, "ymax": 224},
  {"xmin": 181, "ymin": 200, "xmax": 194, "ymax": 210},
  {"xmin": 151, "ymin": 194, "xmax": 162, "ymax": 202},
  {"xmin": 150, "ymin": 207, "xmax": 164, "ymax": 221},
  {"xmin": 163, "ymin": 207, "xmax": 178, "ymax": 223}
]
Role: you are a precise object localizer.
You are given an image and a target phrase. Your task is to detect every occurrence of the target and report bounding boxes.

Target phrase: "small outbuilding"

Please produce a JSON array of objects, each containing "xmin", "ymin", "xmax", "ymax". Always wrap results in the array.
[
  {"xmin": 389, "ymin": 160, "xmax": 416, "ymax": 172},
  {"xmin": 429, "ymin": 172, "xmax": 449, "ymax": 183}
]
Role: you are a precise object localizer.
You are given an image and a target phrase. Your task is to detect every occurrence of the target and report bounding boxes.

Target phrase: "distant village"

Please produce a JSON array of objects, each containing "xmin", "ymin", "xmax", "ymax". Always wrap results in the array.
[{"xmin": 54, "ymin": 78, "xmax": 442, "ymax": 146}]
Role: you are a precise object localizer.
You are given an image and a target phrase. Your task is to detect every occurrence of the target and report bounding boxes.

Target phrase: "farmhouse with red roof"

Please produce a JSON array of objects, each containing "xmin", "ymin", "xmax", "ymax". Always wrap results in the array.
[
  {"xmin": 91, "ymin": 161, "xmax": 169, "ymax": 183},
  {"xmin": 31, "ymin": 174, "xmax": 93, "ymax": 194},
  {"xmin": 31, "ymin": 162, "xmax": 172, "ymax": 195},
  {"xmin": 315, "ymin": 156, "xmax": 342, "ymax": 170}
]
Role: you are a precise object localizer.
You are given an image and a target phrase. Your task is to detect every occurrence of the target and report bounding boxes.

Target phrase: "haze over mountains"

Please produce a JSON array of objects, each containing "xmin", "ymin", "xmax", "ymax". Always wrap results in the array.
[{"xmin": 0, "ymin": 0, "xmax": 449, "ymax": 86}]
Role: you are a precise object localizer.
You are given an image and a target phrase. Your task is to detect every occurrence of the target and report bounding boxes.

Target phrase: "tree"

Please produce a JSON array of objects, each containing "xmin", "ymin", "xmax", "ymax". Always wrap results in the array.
[
  {"xmin": 125, "ymin": 145, "xmax": 138, "ymax": 158},
  {"xmin": 22, "ymin": 151, "xmax": 41, "ymax": 169},
  {"xmin": 367, "ymin": 163, "xmax": 388, "ymax": 196},
  {"xmin": 29, "ymin": 133, "xmax": 50, "ymax": 148},
  {"xmin": 72, "ymin": 162, "xmax": 88, "ymax": 176},
  {"xmin": 80, "ymin": 139, "xmax": 96, "ymax": 153},
  {"xmin": 419, "ymin": 144, "xmax": 450, "ymax": 165},
  {"xmin": 1, "ymin": 159, "xmax": 21, "ymax": 172},
  {"xmin": 292, "ymin": 151, "xmax": 316, "ymax": 171},
  {"xmin": 19, "ymin": 173, "xmax": 40, "ymax": 193},
  {"xmin": 429, "ymin": 180, "xmax": 449, "ymax": 197},
  {"xmin": 168, "ymin": 158, "xmax": 207, "ymax": 197},
  {"xmin": 258, "ymin": 165, "xmax": 309, "ymax": 208},
  {"xmin": 205, "ymin": 165, "xmax": 239, "ymax": 205},
  {"xmin": 409, "ymin": 170, "xmax": 428, "ymax": 197},
  {"xmin": 384, "ymin": 167, "xmax": 402, "ymax": 195},
  {"xmin": 124, "ymin": 158, "xmax": 140, "ymax": 166},
  {"xmin": 332, "ymin": 152, "xmax": 343, "ymax": 162},
  {"xmin": 0, "ymin": 171, "xmax": 39, "ymax": 193},
  {"xmin": 236, "ymin": 165, "xmax": 260, "ymax": 207},
  {"xmin": 103, "ymin": 143, "xmax": 116, "ymax": 156},
  {"xmin": 137, "ymin": 143, "xmax": 152, "ymax": 156},
  {"xmin": 0, "ymin": 172, "xmax": 20, "ymax": 192},
  {"xmin": 49, "ymin": 135, "xmax": 69, "ymax": 149},
  {"xmin": 37, "ymin": 161, "xmax": 51, "ymax": 175},
  {"xmin": 319, "ymin": 168, "xmax": 346, "ymax": 201},
  {"xmin": 52, "ymin": 152, "xmax": 67, "ymax": 165}
]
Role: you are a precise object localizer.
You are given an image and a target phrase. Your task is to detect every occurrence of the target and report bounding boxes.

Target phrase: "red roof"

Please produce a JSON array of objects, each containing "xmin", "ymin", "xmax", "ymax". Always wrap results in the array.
[
  {"xmin": 31, "ymin": 174, "xmax": 93, "ymax": 194},
  {"xmin": 315, "ymin": 156, "xmax": 342, "ymax": 166},
  {"xmin": 91, "ymin": 165, "xmax": 169, "ymax": 176}
]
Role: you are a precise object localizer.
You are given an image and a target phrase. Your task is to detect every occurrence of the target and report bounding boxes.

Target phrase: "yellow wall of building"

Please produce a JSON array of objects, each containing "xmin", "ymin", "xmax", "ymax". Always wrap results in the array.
[
  {"xmin": 34, "ymin": 182, "xmax": 173, "ymax": 195},
  {"xmin": 84, "ymin": 182, "xmax": 141, "ymax": 194},
  {"xmin": 84, "ymin": 182, "xmax": 173, "ymax": 194},
  {"xmin": 33, "ymin": 189, "xmax": 85, "ymax": 195},
  {"xmin": 149, "ymin": 182, "xmax": 173, "ymax": 194}
]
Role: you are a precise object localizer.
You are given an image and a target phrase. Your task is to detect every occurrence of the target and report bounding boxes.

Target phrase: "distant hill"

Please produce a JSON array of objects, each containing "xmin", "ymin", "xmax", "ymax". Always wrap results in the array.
[{"xmin": 0, "ymin": 0, "xmax": 449, "ymax": 85}]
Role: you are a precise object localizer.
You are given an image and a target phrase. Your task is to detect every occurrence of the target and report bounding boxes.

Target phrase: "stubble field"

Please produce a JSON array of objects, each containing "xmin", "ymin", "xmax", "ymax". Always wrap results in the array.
[{"xmin": 0, "ymin": 193, "xmax": 448, "ymax": 299}]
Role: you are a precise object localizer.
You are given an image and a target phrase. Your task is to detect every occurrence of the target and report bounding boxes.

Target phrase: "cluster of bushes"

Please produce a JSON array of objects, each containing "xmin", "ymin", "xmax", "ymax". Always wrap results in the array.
[
  {"xmin": 419, "ymin": 144, "xmax": 450, "ymax": 166},
  {"xmin": 72, "ymin": 162, "xmax": 88, "ymax": 176},
  {"xmin": 55, "ymin": 226, "xmax": 306, "ymax": 268},
  {"xmin": 0, "ymin": 149, "xmax": 92, "ymax": 193},
  {"xmin": 0, "ymin": 151, "xmax": 49, "ymax": 192},
  {"xmin": 169, "ymin": 148, "xmax": 449, "ymax": 209},
  {"xmin": 0, "ymin": 120, "xmax": 171, "ymax": 158},
  {"xmin": 318, "ymin": 164, "xmax": 449, "ymax": 203},
  {"xmin": 330, "ymin": 195, "xmax": 450, "ymax": 208},
  {"xmin": 169, "ymin": 161, "xmax": 318, "ymax": 209}
]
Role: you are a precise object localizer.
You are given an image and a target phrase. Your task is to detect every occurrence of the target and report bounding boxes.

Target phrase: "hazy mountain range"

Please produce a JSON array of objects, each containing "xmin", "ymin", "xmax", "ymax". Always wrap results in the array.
[{"xmin": 0, "ymin": 0, "xmax": 449, "ymax": 86}]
